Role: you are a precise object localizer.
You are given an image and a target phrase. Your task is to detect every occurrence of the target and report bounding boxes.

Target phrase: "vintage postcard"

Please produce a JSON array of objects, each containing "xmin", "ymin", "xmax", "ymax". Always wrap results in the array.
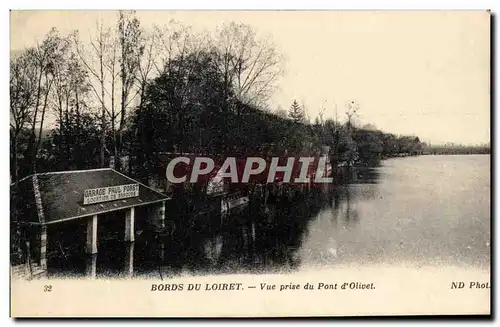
[{"xmin": 9, "ymin": 10, "xmax": 491, "ymax": 317}]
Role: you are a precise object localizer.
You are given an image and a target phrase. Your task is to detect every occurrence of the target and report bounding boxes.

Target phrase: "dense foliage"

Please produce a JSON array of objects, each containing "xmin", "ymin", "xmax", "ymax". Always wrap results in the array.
[{"xmin": 12, "ymin": 11, "xmax": 481, "ymax": 186}]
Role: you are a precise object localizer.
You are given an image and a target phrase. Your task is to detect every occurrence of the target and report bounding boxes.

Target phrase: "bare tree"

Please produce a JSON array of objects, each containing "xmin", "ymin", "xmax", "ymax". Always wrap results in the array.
[
  {"xmin": 152, "ymin": 20, "xmax": 194, "ymax": 76},
  {"xmin": 345, "ymin": 100, "xmax": 360, "ymax": 129},
  {"xmin": 117, "ymin": 10, "xmax": 143, "ymax": 162},
  {"xmin": 213, "ymin": 22, "xmax": 284, "ymax": 108},
  {"xmin": 50, "ymin": 46, "xmax": 91, "ymax": 169},
  {"xmin": 71, "ymin": 12, "xmax": 149, "ymax": 169},
  {"xmin": 103, "ymin": 31, "xmax": 120, "ymax": 163},
  {"xmin": 23, "ymin": 29, "xmax": 70, "ymax": 173},
  {"xmin": 154, "ymin": 22, "xmax": 211, "ymax": 153},
  {"xmin": 10, "ymin": 52, "xmax": 37, "ymax": 181},
  {"xmin": 51, "ymin": 46, "xmax": 73, "ymax": 165},
  {"xmin": 74, "ymin": 21, "xmax": 113, "ymax": 167},
  {"xmin": 317, "ymin": 100, "xmax": 327, "ymax": 126},
  {"xmin": 301, "ymin": 99, "xmax": 311, "ymax": 124},
  {"xmin": 135, "ymin": 30, "xmax": 158, "ymax": 106}
]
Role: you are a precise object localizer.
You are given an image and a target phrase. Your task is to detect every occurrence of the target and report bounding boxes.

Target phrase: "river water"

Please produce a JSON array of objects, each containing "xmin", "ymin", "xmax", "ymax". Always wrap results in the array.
[
  {"xmin": 47, "ymin": 155, "xmax": 491, "ymax": 278},
  {"xmin": 299, "ymin": 155, "xmax": 490, "ymax": 270}
]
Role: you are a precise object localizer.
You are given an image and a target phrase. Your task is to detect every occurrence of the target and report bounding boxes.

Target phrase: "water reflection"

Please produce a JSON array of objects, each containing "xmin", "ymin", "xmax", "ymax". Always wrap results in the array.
[
  {"xmin": 145, "ymin": 169, "xmax": 380, "ymax": 277},
  {"xmin": 48, "ymin": 167, "xmax": 379, "ymax": 278},
  {"xmin": 85, "ymin": 254, "xmax": 97, "ymax": 279},
  {"xmin": 123, "ymin": 242, "xmax": 134, "ymax": 277},
  {"xmin": 47, "ymin": 156, "xmax": 491, "ymax": 278}
]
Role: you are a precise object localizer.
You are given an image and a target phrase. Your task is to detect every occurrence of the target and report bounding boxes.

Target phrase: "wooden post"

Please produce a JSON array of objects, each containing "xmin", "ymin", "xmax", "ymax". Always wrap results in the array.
[
  {"xmin": 40, "ymin": 225, "xmax": 47, "ymax": 270},
  {"xmin": 86, "ymin": 215, "xmax": 98, "ymax": 254},
  {"xmin": 159, "ymin": 240, "xmax": 165, "ymax": 261},
  {"xmin": 159, "ymin": 202, "xmax": 165, "ymax": 229},
  {"xmin": 25, "ymin": 241, "xmax": 32, "ymax": 278},
  {"xmin": 123, "ymin": 242, "xmax": 134, "ymax": 277},
  {"xmin": 86, "ymin": 254, "xmax": 97, "ymax": 279},
  {"xmin": 125, "ymin": 207, "xmax": 135, "ymax": 242},
  {"xmin": 251, "ymin": 221, "xmax": 256, "ymax": 244}
]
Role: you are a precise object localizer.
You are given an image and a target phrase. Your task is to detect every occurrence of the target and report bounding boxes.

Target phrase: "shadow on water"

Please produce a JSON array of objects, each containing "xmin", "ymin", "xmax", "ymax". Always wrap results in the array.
[
  {"xmin": 48, "ymin": 157, "xmax": 493, "ymax": 277},
  {"xmin": 46, "ymin": 166, "xmax": 381, "ymax": 279}
]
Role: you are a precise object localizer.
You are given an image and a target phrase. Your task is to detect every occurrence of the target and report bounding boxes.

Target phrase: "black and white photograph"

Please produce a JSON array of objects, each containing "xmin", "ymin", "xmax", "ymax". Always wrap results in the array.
[{"xmin": 9, "ymin": 10, "xmax": 491, "ymax": 317}]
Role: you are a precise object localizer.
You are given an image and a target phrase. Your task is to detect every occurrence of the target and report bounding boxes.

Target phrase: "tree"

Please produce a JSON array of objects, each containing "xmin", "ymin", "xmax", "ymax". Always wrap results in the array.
[
  {"xmin": 274, "ymin": 106, "xmax": 288, "ymax": 119},
  {"xmin": 40, "ymin": 111, "xmax": 102, "ymax": 171},
  {"xmin": 50, "ymin": 49, "xmax": 91, "ymax": 169},
  {"xmin": 117, "ymin": 11, "xmax": 143, "ymax": 164},
  {"xmin": 345, "ymin": 100, "xmax": 359, "ymax": 129},
  {"xmin": 288, "ymin": 100, "xmax": 304, "ymax": 123},
  {"xmin": 10, "ymin": 29, "xmax": 73, "ymax": 179},
  {"xmin": 213, "ymin": 22, "xmax": 284, "ymax": 108},
  {"xmin": 10, "ymin": 52, "xmax": 37, "ymax": 181},
  {"xmin": 152, "ymin": 23, "xmax": 211, "ymax": 150},
  {"xmin": 130, "ymin": 49, "xmax": 234, "ymax": 182},
  {"xmin": 352, "ymin": 129, "xmax": 383, "ymax": 165},
  {"xmin": 25, "ymin": 29, "xmax": 70, "ymax": 174},
  {"xmin": 74, "ymin": 20, "xmax": 115, "ymax": 167},
  {"xmin": 317, "ymin": 102, "xmax": 327, "ymax": 126},
  {"xmin": 152, "ymin": 20, "xmax": 196, "ymax": 76},
  {"xmin": 73, "ymin": 11, "xmax": 146, "ymax": 170},
  {"xmin": 11, "ymin": 15, "xmax": 428, "ymax": 185}
]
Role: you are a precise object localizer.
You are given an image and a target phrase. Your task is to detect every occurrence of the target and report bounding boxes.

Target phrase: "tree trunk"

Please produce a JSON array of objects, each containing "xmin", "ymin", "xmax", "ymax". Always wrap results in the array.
[
  {"xmin": 110, "ymin": 59, "xmax": 118, "ymax": 170},
  {"xmin": 118, "ymin": 79, "xmax": 126, "ymax": 171},
  {"xmin": 28, "ymin": 67, "xmax": 44, "ymax": 174},
  {"xmin": 75, "ymin": 88, "xmax": 82, "ymax": 168},
  {"xmin": 118, "ymin": 39, "xmax": 127, "ymax": 171},
  {"xmin": 64, "ymin": 95, "xmax": 70, "ymax": 167},
  {"xmin": 58, "ymin": 96, "xmax": 63, "ymax": 168},
  {"xmin": 33, "ymin": 76, "xmax": 52, "ymax": 172},
  {"xmin": 100, "ymin": 79, "xmax": 106, "ymax": 167},
  {"xmin": 137, "ymin": 86, "xmax": 146, "ymax": 181},
  {"xmin": 12, "ymin": 131, "xmax": 18, "ymax": 182}
]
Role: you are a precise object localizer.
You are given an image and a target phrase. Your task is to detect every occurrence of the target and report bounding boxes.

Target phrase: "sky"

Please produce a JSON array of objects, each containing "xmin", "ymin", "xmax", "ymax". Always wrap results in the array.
[{"xmin": 10, "ymin": 10, "xmax": 491, "ymax": 145}]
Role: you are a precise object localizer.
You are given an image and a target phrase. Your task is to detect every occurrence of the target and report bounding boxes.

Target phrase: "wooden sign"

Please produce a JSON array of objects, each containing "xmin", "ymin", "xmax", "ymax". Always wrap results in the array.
[{"xmin": 83, "ymin": 184, "xmax": 139, "ymax": 205}]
